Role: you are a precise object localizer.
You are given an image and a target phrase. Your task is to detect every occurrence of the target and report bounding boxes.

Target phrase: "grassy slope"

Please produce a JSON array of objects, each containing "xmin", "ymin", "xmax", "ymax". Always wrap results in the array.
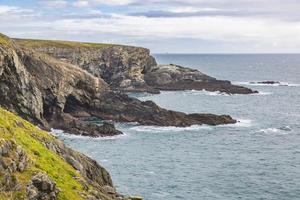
[
  {"xmin": 0, "ymin": 34, "xmax": 12, "ymax": 46},
  {"xmin": 0, "ymin": 108, "xmax": 111, "ymax": 200},
  {"xmin": 15, "ymin": 38, "xmax": 113, "ymax": 49}
]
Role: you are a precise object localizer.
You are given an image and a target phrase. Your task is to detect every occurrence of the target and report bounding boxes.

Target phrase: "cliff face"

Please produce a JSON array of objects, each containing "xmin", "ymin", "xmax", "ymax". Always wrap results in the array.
[
  {"xmin": 0, "ymin": 108, "xmax": 129, "ymax": 200},
  {"xmin": 0, "ymin": 34, "xmax": 236, "ymax": 139},
  {"xmin": 15, "ymin": 39, "xmax": 158, "ymax": 93},
  {"xmin": 16, "ymin": 39, "xmax": 256, "ymax": 94},
  {"xmin": 0, "ymin": 37, "xmax": 122, "ymax": 137}
]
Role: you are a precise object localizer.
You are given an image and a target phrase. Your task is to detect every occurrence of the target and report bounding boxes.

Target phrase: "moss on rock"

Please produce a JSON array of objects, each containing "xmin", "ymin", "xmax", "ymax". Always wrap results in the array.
[{"xmin": 0, "ymin": 108, "xmax": 127, "ymax": 200}]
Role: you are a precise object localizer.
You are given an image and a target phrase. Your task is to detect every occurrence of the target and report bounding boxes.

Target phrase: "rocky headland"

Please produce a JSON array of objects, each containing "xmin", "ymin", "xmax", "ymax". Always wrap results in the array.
[
  {"xmin": 15, "ymin": 38, "xmax": 257, "ymax": 95},
  {"xmin": 0, "ymin": 33, "xmax": 239, "ymax": 139},
  {"xmin": 0, "ymin": 33, "xmax": 255, "ymax": 199}
]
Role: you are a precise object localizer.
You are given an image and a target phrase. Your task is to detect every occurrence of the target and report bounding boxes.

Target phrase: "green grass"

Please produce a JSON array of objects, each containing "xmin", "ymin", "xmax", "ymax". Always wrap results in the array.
[
  {"xmin": 0, "ymin": 108, "xmax": 96, "ymax": 200},
  {"xmin": 0, "ymin": 33, "xmax": 12, "ymax": 46},
  {"xmin": 15, "ymin": 39, "xmax": 113, "ymax": 49}
]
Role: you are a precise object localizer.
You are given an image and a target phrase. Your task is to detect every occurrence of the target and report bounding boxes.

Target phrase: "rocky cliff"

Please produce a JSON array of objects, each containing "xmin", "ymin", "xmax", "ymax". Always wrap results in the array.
[
  {"xmin": 0, "ymin": 107, "xmax": 133, "ymax": 200},
  {"xmin": 0, "ymin": 33, "xmax": 236, "ymax": 139},
  {"xmin": 15, "ymin": 38, "xmax": 256, "ymax": 94}
]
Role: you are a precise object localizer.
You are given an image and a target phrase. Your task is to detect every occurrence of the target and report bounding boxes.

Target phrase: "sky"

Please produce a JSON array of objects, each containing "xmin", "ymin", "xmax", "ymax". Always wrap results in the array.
[{"xmin": 0, "ymin": 0, "xmax": 300, "ymax": 53}]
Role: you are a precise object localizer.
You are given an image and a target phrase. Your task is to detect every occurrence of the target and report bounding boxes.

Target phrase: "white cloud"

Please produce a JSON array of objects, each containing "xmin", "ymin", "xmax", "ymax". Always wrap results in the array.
[
  {"xmin": 0, "ymin": 5, "xmax": 32, "ymax": 14},
  {"xmin": 50, "ymin": 14, "xmax": 300, "ymax": 42},
  {"xmin": 1, "ymin": 1, "xmax": 300, "ymax": 53},
  {"xmin": 39, "ymin": 0, "xmax": 68, "ymax": 8},
  {"xmin": 0, "ymin": 5, "xmax": 14, "ymax": 14},
  {"xmin": 72, "ymin": 0, "xmax": 134, "ymax": 7},
  {"xmin": 73, "ymin": 0, "xmax": 90, "ymax": 7}
]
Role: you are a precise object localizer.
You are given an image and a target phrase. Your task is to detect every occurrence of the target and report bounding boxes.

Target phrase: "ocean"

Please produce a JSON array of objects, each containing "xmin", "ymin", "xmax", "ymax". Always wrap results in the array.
[{"xmin": 53, "ymin": 54, "xmax": 300, "ymax": 200}]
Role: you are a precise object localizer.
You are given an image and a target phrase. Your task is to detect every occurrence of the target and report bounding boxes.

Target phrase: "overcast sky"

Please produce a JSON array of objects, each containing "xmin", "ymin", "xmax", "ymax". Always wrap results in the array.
[{"xmin": 1, "ymin": 0, "xmax": 300, "ymax": 53}]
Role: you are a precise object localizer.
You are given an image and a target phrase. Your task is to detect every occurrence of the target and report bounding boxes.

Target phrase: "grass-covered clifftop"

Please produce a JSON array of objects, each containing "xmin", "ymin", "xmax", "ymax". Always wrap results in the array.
[
  {"xmin": 0, "ymin": 108, "xmax": 131, "ymax": 200},
  {"xmin": 0, "ymin": 33, "xmax": 13, "ymax": 46},
  {"xmin": 15, "ymin": 38, "xmax": 113, "ymax": 49}
]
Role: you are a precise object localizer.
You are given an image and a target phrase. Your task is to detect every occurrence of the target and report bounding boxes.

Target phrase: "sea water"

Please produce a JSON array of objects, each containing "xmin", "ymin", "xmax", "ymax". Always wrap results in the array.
[{"xmin": 53, "ymin": 54, "xmax": 300, "ymax": 200}]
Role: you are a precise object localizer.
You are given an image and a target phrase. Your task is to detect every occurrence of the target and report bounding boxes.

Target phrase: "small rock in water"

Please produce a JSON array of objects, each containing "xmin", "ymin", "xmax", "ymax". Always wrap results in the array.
[
  {"xmin": 130, "ymin": 196, "xmax": 143, "ymax": 200},
  {"xmin": 279, "ymin": 126, "xmax": 292, "ymax": 131},
  {"xmin": 257, "ymin": 81, "xmax": 280, "ymax": 84}
]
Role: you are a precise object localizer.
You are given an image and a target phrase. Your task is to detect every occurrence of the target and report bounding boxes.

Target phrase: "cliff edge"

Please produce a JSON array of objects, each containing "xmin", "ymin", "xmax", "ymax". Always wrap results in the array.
[
  {"xmin": 15, "ymin": 38, "xmax": 256, "ymax": 94},
  {"xmin": 0, "ymin": 33, "xmax": 236, "ymax": 138}
]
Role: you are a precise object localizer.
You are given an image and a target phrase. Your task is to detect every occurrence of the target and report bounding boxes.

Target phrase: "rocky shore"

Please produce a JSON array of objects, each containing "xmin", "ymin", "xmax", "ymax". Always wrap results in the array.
[
  {"xmin": 0, "ymin": 33, "xmax": 255, "ymax": 199},
  {"xmin": 0, "ymin": 33, "xmax": 239, "ymax": 139},
  {"xmin": 16, "ymin": 38, "xmax": 257, "ymax": 95},
  {"xmin": 0, "ymin": 107, "xmax": 135, "ymax": 199}
]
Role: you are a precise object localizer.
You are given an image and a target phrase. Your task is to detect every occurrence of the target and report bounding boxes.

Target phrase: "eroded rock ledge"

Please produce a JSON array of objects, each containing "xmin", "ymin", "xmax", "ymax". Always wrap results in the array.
[
  {"xmin": 15, "ymin": 38, "xmax": 257, "ymax": 94},
  {"xmin": 0, "ymin": 33, "xmax": 237, "ymax": 138}
]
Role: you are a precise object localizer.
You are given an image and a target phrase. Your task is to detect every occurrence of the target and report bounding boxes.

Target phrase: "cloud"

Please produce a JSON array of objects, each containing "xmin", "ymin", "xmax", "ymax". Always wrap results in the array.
[
  {"xmin": 72, "ymin": 0, "xmax": 134, "ymax": 7},
  {"xmin": 129, "ymin": 9, "xmax": 259, "ymax": 18},
  {"xmin": 128, "ymin": 0, "xmax": 300, "ymax": 21},
  {"xmin": 39, "ymin": 0, "xmax": 68, "ymax": 8},
  {"xmin": 0, "ymin": 5, "xmax": 32, "ymax": 14},
  {"xmin": 1, "ymin": 1, "xmax": 300, "ymax": 53},
  {"xmin": 62, "ymin": 10, "xmax": 110, "ymax": 19}
]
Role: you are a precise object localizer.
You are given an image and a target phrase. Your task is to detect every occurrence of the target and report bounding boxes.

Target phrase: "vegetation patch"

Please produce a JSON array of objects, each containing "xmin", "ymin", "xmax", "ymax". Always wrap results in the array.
[
  {"xmin": 0, "ymin": 108, "xmax": 91, "ymax": 200},
  {"xmin": 15, "ymin": 38, "xmax": 113, "ymax": 49},
  {"xmin": 0, "ymin": 33, "xmax": 12, "ymax": 46}
]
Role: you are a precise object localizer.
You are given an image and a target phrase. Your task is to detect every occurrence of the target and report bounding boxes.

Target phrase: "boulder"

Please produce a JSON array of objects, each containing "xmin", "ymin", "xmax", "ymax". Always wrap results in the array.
[{"xmin": 27, "ymin": 172, "xmax": 59, "ymax": 200}]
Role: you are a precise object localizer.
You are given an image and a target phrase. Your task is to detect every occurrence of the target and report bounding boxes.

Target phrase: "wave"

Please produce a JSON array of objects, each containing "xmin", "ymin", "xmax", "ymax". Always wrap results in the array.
[
  {"xmin": 50, "ymin": 129, "xmax": 127, "ymax": 140},
  {"xmin": 256, "ymin": 126, "xmax": 292, "ymax": 135},
  {"xmin": 189, "ymin": 89, "xmax": 231, "ymax": 96},
  {"xmin": 221, "ymin": 119, "xmax": 253, "ymax": 128},
  {"xmin": 234, "ymin": 81, "xmax": 300, "ymax": 87},
  {"xmin": 251, "ymin": 91, "xmax": 272, "ymax": 96},
  {"xmin": 130, "ymin": 118, "xmax": 253, "ymax": 133},
  {"xmin": 129, "ymin": 124, "xmax": 213, "ymax": 133},
  {"xmin": 190, "ymin": 89, "xmax": 271, "ymax": 96}
]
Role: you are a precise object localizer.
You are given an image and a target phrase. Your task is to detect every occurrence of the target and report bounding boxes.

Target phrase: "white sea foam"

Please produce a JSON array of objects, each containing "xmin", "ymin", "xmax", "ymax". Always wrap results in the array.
[
  {"xmin": 189, "ymin": 89, "xmax": 231, "ymax": 96},
  {"xmin": 129, "ymin": 124, "xmax": 213, "ymax": 133},
  {"xmin": 251, "ymin": 91, "xmax": 273, "ymax": 96},
  {"xmin": 234, "ymin": 81, "xmax": 300, "ymax": 87},
  {"xmin": 50, "ymin": 129, "xmax": 127, "ymax": 140},
  {"xmin": 130, "ymin": 118, "xmax": 253, "ymax": 133},
  {"xmin": 221, "ymin": 119, "xmax": 253, "ymax": 128},
  {"xmin": 257, "ymin": 126, "xmax": 292, "ymax": 135}
]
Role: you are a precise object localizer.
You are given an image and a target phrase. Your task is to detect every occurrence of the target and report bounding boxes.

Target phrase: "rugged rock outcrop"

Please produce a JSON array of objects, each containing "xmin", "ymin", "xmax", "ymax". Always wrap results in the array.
[
  {"xmin": 15, "ymin": 39, "xmax": 257, "ymax": 94},
  {"xmin": 0, "ymin": 107, "xmax": 135, "ymax": 199},
  {"xmin": 65, "ymin": 91, "xmax": 236, "ymax": 126},
  {"xmin": 0, "ymin": 139, "xmax": 29, "ymax": 193},
  {"xmin": 144, "ymin": 64, "xmax": 256, "ymax": 94},
  {"xmin": 254, "ymin": 81, "xmax": 280, "ymax": 85},
  {"xmin": 15, "ymin": 39, "xmax": 158, "ymax": 93},
  {"xmin": 27, "ymin": 172, "xmax": 59, "ymax": 200},
  {"xmin": 0, "ymin": 33, "xmax": 236, "ymax": 139}
]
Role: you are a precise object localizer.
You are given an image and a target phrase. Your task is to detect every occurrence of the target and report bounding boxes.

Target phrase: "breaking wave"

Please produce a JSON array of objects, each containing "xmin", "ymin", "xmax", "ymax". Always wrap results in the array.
[
  {"xmin": 234, "ymin": 81, "xmax": 300, "ymax": 87},
  {"xmin": 50, "ymin": 129, "xmax": 127, "ymax": 140},
  {"xmin": 129, "ymin": 124, "xmax": 213, "ymax": 133},
  {"xmin": 257, "ymin": 126, "xmax": 292, "ymax": 135}
]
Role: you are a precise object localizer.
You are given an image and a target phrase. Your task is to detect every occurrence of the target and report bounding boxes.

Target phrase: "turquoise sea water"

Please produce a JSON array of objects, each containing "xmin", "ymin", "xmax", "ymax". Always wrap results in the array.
[{"xmin": 53, "ymin": 54, "xmax": 300, "ymax": 200}]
